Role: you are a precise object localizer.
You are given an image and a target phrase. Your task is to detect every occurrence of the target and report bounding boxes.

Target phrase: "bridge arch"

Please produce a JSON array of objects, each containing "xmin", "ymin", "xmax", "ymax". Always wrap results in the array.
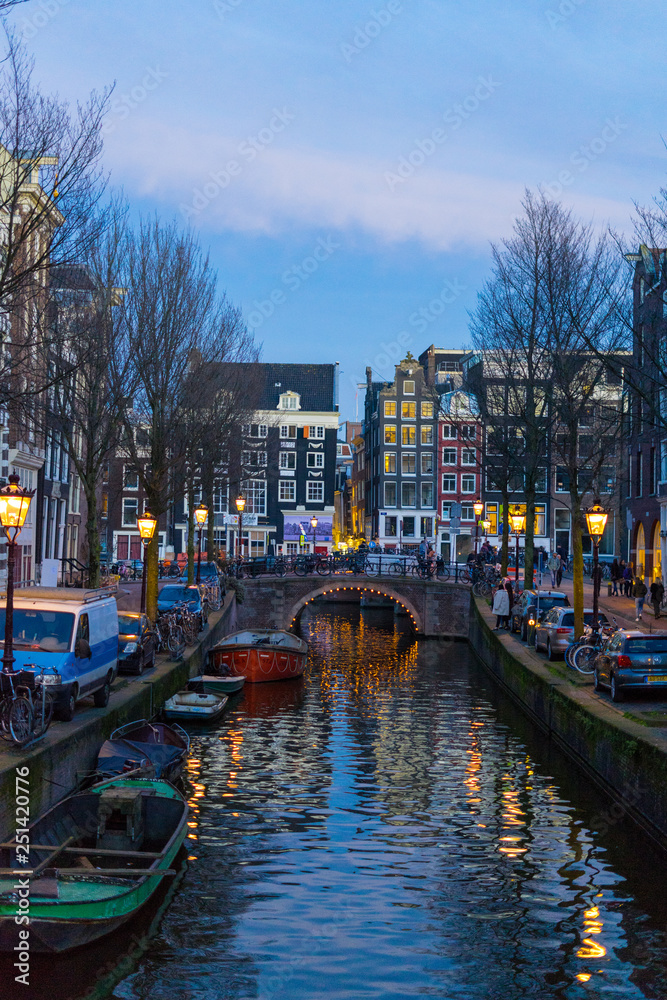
[{"xmin": 288, "ymin": 582, "xmax": 422, "ymax": 634}]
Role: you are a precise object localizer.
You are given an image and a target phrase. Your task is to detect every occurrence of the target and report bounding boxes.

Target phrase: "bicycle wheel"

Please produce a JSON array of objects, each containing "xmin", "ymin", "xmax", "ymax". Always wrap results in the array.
[
  {"xmin": 437, "ymin": 565, "xmax": 450, "ymax": 582},
  {"xmin": 294, "ymin": 559, "xmax": 308, "ymax": 577},
  {"xmin": 565, "ymin": 643, "xmax": 580, "ymax": 669},
  {"xmin": 167, "ymin": 627, "xmax": 185, "ymax": 653},
  {"xmin": 572, "ymin": 644, "xmax": 598, "ymax": 674},
  {"xmin": 274, "ymin": 560, "xmax": 287, "ymax": 577},
  {"xmin": 364, "ymin": 559, "xmax": 379, "ymax": 577},
  {"xmin": 316, "ymin": 559, "xmax": 331, "ymax": 576},
  {"xmin": 459, "ymin": 567, "xmax": 471, "ymax": 584},
  {"xmin": 9, "ymin": 696, "xmax": 34, "ymax": 746},
  {"xmin": 389, "ymin": 562, "xmax": 405, "ymax": 576},
  {"xmin": 33, "ymin": 690, "xmax": 54, "ymax": 737}
]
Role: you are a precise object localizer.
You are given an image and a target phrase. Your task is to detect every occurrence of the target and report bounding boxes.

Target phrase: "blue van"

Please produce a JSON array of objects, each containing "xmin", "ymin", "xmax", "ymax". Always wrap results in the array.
[{"xmin": 0, "ymin": 588, "xmax": 119, "ymax": 721}]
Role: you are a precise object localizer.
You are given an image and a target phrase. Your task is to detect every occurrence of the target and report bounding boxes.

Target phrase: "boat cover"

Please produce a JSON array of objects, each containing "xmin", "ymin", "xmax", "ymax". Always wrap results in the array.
[{"xmin": 97, "ymin": 737, "xmax": 185, "ymax": 779}]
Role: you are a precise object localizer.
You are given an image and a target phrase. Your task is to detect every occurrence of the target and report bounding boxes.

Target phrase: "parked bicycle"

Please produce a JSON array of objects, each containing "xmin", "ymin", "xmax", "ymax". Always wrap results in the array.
[
  {"xmin": 565, "ymin": 615, "xmax": 618, "ymax": 674},
  {"xmin": 0, "ymin": 666, "xmax": 58, "ymax": 747}
]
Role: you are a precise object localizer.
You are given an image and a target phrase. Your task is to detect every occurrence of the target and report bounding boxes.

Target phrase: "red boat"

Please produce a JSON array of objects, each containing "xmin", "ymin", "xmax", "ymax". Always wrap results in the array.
[{"xmin": 209, "ymin": 629, "xmax": 308, "ymax": 683}]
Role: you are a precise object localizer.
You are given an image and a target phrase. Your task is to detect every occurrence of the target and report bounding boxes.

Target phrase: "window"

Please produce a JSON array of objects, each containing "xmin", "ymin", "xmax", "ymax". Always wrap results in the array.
[
  {"xmin": 403, "ymin": 380, "xmax": 415, "ymax": 395},
  {"xmin": 441, "ymin": 502, "xmax": 451, "ymax": 521},
  {"xmin": 485, "ymin": 502, "xmax": 498, "ymax": 535},
  {"xmin": 385, "ymin": 425, "xmax": 397, "ymax": 445},
  {"xmin": 384, "ymin": 400, "xmax": 396, "ymax": 417},
  {"xmin": 243, "ymin": 450, "xmax": 267, "ymax": 468},
  {"xmin": 421, "ymin": 483, "xmax": 434, "ymax": 507},
  {"xmin": 280, "ymin": 452, "xmax": 296, "ymax": 470},
  {"xmin": 308, "ymin": 425, "xmax": 325, "ymax": 439},
  {"xmin": 556, "ymin": 467, "xmax": 570, "ymax": 492},
  {"xmin": 279, "ymin": 392, "xmax": 300, "ymax": 410},
  {"xmin": 280, "ymin": 424, "xmax": 297, "ymax": 439},
  {"xmin": 402, "ymin": 401, "xmax": 416, "ymax": 420},
  {"xmin": 421, "ymin": 402, "xmax": 434, "ymax": 419},
  {"xmin": 421, "ymin": 453, "xmax": 433, "ymax": 474},
  {"xmin": 534, "ymin": 467, "xmax": 547, "ymax": 493},
  {"xmin": 461, "ymin": 448, "xmax": 476, "ymax": 466},
  {"xmin": 461, "ymin": 504, "xmax": 475, "ymax": 521},
  {"xmin": 402, "ymin": 482, "xmax": 416, "ymax": 507},
  {"xmin": 486, "ymin": 427, "xmax": 502, "ymax": 455},
  {"xmin": 401, "ymin": 453, "xmax": 416, "ymax": 474},
  {"xmin": 442, "ymin": 448, "xmax": 457, "ymax": 465},
  {"xmin": 122, "ymin": 497, "xmax": 138, "ymax": 526},
  {"xmin": 461, "ymin": 474, "xmax": 475, "ymax": 493},
  {"xmin": 385, "ymin": 482, "xmax": 397, "ymax": 507},
  {"xmin": 461, "ymin": 424, "xmax": 476, "ymax": 440},
  {"xmin": 385, "ymin": 515, "xmax": 397, "ymax": 536},
  {"xmin": 421, "ymin": 426, "xmax": 433, "ymax": 445},
  {"xmin": 123, "ymin": 465, "xmax": 139, "ymax": 490},
  {"xmin": 243, "ymin": 479, "xmax": 267, "ymax": 515},
  {"xmin": 385, "ymin": 453, "xmax": 396, "ymax": 474},
  {"xmin": 279, "ymin": 480, "xmax": 296, "ymax": 502},
  {"xmin": 442, "ymin": 424, "xmax": 457, "ymax": 439},
  {"xmin": 307, "ymin": 452, "xmax": 324, "ymax": 468},
  {"xmin": 402, "ymin": 516, "xmax": 415, "ymax": 536},
  {"xmin": 636, "ymin": 451, "xmax": 643, "ymax": 497},
  {"xmin": 442, "ymin": 474, "xmax": 456, "ymax": 492},
  {"xmin": 402, "ymin": 426, "xmax": 416, "ymax": 446},
  {"xmin": 420, "ymin": 516, "xmax": 433, "ymax": 536},
  {"xmin": 243, "ymin": 423, "xmax": 268, "ymax": 438},
  {"xmin": 307, "ymin": 481, "xmax": 324, "ymax": 502}
]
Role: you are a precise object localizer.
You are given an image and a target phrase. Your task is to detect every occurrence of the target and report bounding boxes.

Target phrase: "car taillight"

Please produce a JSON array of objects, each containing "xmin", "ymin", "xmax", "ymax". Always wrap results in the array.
[
  {"xmin": 617, "ymin": 655, "xmax": 632, "ymax": 667},
  {"xmin": 556, "ymin": 628, "xmax": 571, "ymax": 634}
]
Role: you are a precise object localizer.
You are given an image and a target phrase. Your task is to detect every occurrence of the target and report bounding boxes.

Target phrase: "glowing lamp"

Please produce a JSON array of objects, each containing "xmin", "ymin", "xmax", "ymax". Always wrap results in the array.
[
  {"xmin": 137, "ymin": 510, "xmax": 158, "ymax": 542},
  {"xmin": 194, "ymin": 502, "xmax": 208, "ymax": 526},
  {"xmin": 585, "ymin": 504, "xmax": 608, "ymax": 542},
  {"xmin": 473, "ymin": 500, "xmax": 484, "ymax": 519},
  {"xmin": 235, "ymin": 496, "xmax": 246, "ymax": 514},
  {"xmin": 509, "ymin": 512, "xmax": 526, "ymax": 534},
  {"xmin": 0, "ymin": 474, "xmax": 34, "ymax": 543}
]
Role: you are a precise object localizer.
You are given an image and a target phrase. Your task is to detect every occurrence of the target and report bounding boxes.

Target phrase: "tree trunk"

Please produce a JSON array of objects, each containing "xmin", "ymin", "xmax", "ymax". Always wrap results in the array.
[
  {"xmin": 204, "ymin": 480, "xmax": 216, "ymax": 563},
  {"xmin": 84, "ymin": 483, "xmax": 100, "ymax": 588},
  {"xmin": 524, "ymin": 491, "xmax": 535, "ymax": 590},
  {"xmin": 500, "ymin": 496, "xmax": 510, "ymax": 575},
  {"xmin": 570, "ymin": 495, "xmax": 584, "ymax": 640},
  {"xmin": 187, "ymin": 483, "xmax": 195, "ymax": 585},
  {"xmin": 145, "ymin": 532, "xmax": 159, "ymax": 622}
]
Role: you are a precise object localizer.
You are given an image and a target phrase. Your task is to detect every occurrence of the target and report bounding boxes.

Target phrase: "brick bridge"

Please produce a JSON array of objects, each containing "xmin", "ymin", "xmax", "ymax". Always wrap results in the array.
[{"xmin": 236, "ymin": 576, "xmax": 472, "ymax": 639}]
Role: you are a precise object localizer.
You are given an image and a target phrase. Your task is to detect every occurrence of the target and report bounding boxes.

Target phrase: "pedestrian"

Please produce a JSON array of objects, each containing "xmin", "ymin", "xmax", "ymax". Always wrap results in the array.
[
  {"xmin": 427, "ymin": 545, "xmax": 436, "ymax": 576},
  {"xmin": 650, "ymin": 578, "xmax": 664, "ymax": 619},
  {"xmin": 591, "ymin": 561, "xmax": 603, "ymax": 598},
  {"xmin": 633, "ymin": 575, "xmax": 648, "ymax": 621},
  {"xmin": 419, "ymin": 537, "xmax": 427, "ymax": 560},
  {"xmin": 610, "ymin": 558, "xmax": 620, "ymax": 596},
  {"xmin": 504, "ymin": 576, "xmax": 514, "ymax": 625},
  {"xmin": 492, "ymin": 582, "xmax": 510, "ymax": 630},
  {"xmin": 547, "ymin": 551, "xmax": 560, "ymax": 588},
  {"xmin": 623, "ymin": 564, "xmax": 633, "ymax": 597},
  {"xmin": 556, "ymin": 549, "xmax": 564, "ymax": 587}
]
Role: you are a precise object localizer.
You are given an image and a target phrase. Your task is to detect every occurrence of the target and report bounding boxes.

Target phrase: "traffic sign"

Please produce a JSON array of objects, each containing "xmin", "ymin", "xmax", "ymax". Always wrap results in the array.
[
  {"xmin": 450, "ymin": 502, "xmax": 462, "ymax": 518},
  {"xmin": 449, "ymin": 516, "xmax": 461, "ymax": 529}
]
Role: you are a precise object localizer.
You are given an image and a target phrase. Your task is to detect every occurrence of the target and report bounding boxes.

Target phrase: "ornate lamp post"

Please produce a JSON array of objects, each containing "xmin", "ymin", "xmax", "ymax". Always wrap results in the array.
[
  {"xmin": 311, "ymin": 515, "xmax": 318, "ymax": 553},
  {"xmin": 509, "ymin": 511, "xmax": 526, "ymax": 587},
  {"xmin": 137, "ymin": 510, "xmax": 157, "ymax": 615},
  {"xmin": 194, "ymin": 502, "xmax": 208, "ymax": 584},
  {"xmin": 235, "ymin": 496, "xmax": 246, "ymax": 560},
  {"xmin": 473, "ymin": 500, "xmax": 484, "ymax": 557},
  {"xmin": 0, "ymin": 475, "xmax": 35, "ymax": 673},
  {"xmin": 585, "ymin": 502, "xmax": 608, "ymax": 626}
]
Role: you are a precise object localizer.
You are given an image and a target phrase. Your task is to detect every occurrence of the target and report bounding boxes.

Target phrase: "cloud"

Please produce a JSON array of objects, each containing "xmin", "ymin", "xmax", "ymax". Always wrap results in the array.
[{"xmin": 106, "ymin": 118, "xmax": 633, "ymax": 250}]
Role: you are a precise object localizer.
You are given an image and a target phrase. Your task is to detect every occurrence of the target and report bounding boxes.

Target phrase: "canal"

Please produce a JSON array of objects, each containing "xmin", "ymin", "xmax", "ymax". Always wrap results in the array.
[{"xmin": 17, "ymin": 604, "xmax": 667, "ymax": 998}]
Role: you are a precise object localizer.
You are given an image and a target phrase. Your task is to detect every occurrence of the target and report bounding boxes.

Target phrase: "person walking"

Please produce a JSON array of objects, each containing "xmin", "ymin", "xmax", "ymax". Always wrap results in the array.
[
  {"xmin": 610, "ymin": 558, "xmax": 620, "ymax": 596},
  {"xmin": 650, "ymin": 578, "xmax": 664, "ymax": 619},
  {"xmin": 504, "ymin": 577, "xmax": 514, "ymax": 624},
  {"xmin": 633, "ymin": 575, "xmax": 648, "ymax": 621},
  {"xmin": 547, "ymin": 551, "xmax": 560, "ymax": 588},
  {"xmin": 492, "ymin": 582, "xmax": 510, "ymax": 630},
  {"xmin": 623, "ymin": 564, "xmax": 633, "ymax": 598}
]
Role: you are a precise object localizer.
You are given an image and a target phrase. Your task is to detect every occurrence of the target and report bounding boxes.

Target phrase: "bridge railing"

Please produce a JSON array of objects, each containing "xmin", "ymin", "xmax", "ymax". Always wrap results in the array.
[{"xmin": 224, "ymin": 555, "xmax": 472, "ymax": 584}]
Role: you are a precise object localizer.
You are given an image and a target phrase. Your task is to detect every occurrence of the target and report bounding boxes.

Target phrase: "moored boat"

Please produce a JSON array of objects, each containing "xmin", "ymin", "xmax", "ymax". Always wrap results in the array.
[
  {"xmin": 209, "ymin": 629, "xmax": 308, "ymax": 683},
  {"xmin": 0, "ymin": 778, "xmax": 188, "ymax": 953},
  {"xmin": 163, "ymin": 690, "xmax": 228, "ymax": 722},
  {"xmin": 188, "ymin": 674, "xmax": 245, "ymax": 696},
  {"xmin": 96, "ymin": 720, "xmax": 190, "ymax": 783}
]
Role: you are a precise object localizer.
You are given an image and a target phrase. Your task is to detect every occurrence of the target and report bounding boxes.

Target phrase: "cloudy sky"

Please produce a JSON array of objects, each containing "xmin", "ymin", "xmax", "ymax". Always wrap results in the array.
[{"xmin": 13, "ymin": 0, "xmax": 667, "ymax": 418}]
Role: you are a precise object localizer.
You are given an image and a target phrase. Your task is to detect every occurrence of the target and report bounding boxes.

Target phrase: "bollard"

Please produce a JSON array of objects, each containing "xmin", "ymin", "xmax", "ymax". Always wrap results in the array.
[{"xmin": 607, "ymin": 582, "xmax": 613, "ymax": 596}]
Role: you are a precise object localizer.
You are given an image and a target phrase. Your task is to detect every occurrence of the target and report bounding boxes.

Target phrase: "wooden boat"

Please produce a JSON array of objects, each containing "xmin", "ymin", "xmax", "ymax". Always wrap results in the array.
[
  {"xmin": 209, "ymin": 629, "xmax": 308, "ymax": 683},
  {"xmin": 188, "ymin": 674, "xmax": 245, "ymax": 696},
  {"xmin": 163, "ymin": 690, "xmax": 228, "ymax": 722},
  {"xmin": 0, "ymin": 777, "xmax": 188, "ymax": 953},
  {"xmin": 96, "ymin": 720, "xmax": 190, "ymax": 783}
]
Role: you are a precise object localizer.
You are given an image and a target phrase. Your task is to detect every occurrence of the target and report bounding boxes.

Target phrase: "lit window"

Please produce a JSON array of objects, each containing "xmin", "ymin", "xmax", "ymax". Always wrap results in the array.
[
  {"xmin": 402, "ymin": 401, "xmax": 416, "ymax": 420},
  {"xmin": 385, "ymin": 453, "xmax": 396, "ymax": 474},
  {"xmin": 421, "ymin": 426, "xmax": 433, "ymax": 445},
  {"xmin": 385, "ymin": 425, "xmax": 397, "ymax": 444},
  {"xmin": 421, "ymin": 402, "xmax": 434, "ymax": 418},
  {"xmin": 384, "ymin": 400, "xmax": 396, "ymax": 417},
  {"xmin": 402, "ymin": 426, "xmax": 416, "ymax": 446}
]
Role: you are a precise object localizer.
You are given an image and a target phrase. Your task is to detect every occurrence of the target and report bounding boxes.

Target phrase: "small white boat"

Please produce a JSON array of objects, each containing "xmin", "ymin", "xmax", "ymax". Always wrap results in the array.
[
  {"xmin": 188, "ymin": 675, "xmax": 246, "ymax": 696},
  {"xmin": 163, "ymin": 691, "xmax": 228, "ymax": 723}
]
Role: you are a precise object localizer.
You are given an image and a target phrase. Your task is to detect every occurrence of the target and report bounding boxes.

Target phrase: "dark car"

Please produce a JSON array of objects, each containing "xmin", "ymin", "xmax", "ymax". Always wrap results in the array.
[
  {"xmin": 117, "ymin": 612, "xmax": 156, "ymax": 675},
  {"xmin": 594, "ymin": 631, "xmax": 667, "ymax": 702},
  {"xmin": 179, "ymin": 562, "xmax": 220, "ymax": 584},
  {"xmin": 510, "ymin": 590, "xmax": 570, "ymax": 641},
  {"xmin": 157, "ymin": 584, "xmax": 204, "ymax": 621}
]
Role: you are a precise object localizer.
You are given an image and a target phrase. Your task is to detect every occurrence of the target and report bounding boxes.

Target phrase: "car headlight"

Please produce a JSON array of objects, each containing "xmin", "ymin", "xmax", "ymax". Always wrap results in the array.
[
  {"xmin": 41, "ymin": 672, "xmax": 62, "ymax": 685},
  {"xmin": 123, "ymin": 642, "xmax": 139, "ymax": 654}
]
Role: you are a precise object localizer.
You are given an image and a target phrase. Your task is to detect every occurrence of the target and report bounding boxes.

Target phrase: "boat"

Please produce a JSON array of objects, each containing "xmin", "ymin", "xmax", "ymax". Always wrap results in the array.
[
  {"xmin": 96, "ymin": 720, "xmax": 190, "ymax": 783},
  {"xmin": 209, "ymin": 629, "xmax": 308, "ymax": 683},
  {"xmin": 163, "ymin": 690, "xmax": 228, "ymax": 722},
  {"xmin": 0, "ymin": 777, "xmax": 188, "ymax": 953},
  {"xmin": 188, "ymin": 674, "xmax": 245, "ymax": 696}
]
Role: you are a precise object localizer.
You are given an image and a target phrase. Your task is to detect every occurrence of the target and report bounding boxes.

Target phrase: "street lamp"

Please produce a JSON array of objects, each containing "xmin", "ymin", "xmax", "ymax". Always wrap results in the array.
[
  {"xmin": 194, "ymin": 502, "xmax": 208, "ymax": 584},
  {"xmin": 585, "ymin": 502, "xmax": 608, "ymax": 626},
  {"xmin": 235, "ymin": 496, "xmax": 246, "ymax": 560},
  {"xmin": 0, "ymin": 474, "xmax": 35, "ymax": 673},
  {"xmin": 137, "ymin": 510, "xmax": 157, "ymax": 615},
  {"xmin": 311, "ymin": 515, "xmax": 318, "ymax": 553},
  {"xmin": 509, "ymin": 511, "xmax": 526, "ymax": 587},
  {"xmin": 473, "ymin": 500, "xmax": 484, "ymax": 557}
]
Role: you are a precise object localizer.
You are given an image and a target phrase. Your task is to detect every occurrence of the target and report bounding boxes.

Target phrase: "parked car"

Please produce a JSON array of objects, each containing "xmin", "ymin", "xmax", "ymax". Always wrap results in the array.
[
  {"xmin": 179, "ymin": 562, "xmax": 220, "ymax": 584},
  {"xmin": 594, "ymin": 630, "xmax": 667, "ymax": 702},
  {"xmin": 157, "ymin": 584, "xmax": 205, "ymax": 629},
  {"xmin": 535, "ymin": 608, "xmax": 609, "ymax": 660},
  {"xmin": 117, "ymin": 612, "xmax": 157, "ymax": 675},
  {"xmin": 510, "ymin": 590, "xmax": 570, "ymax": 641}
]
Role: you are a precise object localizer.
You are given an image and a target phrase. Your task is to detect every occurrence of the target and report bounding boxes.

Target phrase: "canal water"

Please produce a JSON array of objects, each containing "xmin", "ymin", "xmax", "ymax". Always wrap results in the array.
[{"xmin": 16, "ymin": 604, "xmax": 667, "ymax": 999}]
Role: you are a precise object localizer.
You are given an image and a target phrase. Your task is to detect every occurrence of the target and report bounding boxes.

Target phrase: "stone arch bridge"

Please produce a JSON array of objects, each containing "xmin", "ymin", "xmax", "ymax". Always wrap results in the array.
[{"xmin": 236, "ymin": 576, "xmax": 472, "ymax": 639}]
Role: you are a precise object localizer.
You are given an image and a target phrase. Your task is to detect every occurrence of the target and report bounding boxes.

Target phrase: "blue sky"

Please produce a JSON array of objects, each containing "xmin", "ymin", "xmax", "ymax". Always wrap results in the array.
[{"xmin": 13, "ymin": 0, "xmax": 667, "ymax": 419}]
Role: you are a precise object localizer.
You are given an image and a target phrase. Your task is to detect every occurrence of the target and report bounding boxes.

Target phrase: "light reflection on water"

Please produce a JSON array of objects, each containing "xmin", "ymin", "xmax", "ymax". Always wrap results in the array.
[{"xmin": 35, "ymin": 605, "xmax": 667, "ymax": 998}]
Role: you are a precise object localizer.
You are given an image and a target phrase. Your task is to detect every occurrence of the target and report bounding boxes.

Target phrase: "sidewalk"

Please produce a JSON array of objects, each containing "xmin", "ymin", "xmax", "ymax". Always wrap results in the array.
[{"xmin": 536, "ymin": 572, "xmax": 667, "ymax": 634}]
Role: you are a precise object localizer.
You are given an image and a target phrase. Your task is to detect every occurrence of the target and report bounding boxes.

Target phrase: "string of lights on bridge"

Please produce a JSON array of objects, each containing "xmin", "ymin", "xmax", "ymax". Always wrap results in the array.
[{"xmin": 292, "ymin": 587, "xmax": 419, "ymax": 633}]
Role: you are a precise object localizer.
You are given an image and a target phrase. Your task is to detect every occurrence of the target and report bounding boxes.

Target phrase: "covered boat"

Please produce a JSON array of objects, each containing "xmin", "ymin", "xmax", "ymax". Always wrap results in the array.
[
  {"xmin": 163, "ymin": 690, "xmax": 228, "ymax": 722},
  {"xmin": 209, "ymin": 629, "xmax": 308, "ymax": 683},
  {"xmin": 188, "ymin": 674, "xmax": 245, "ymax": 696},
  {"xmin": 96, "ymin": 720, "xmax": 190, "ymax": 782},
  {"xmin": 0, "ymin": 778, "xmax": 188, "ymax": 953}
]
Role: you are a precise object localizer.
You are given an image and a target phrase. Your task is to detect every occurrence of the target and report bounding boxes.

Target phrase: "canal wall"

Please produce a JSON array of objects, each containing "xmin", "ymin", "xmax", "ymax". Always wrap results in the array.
[
  {"xmin": 470, "ymin": 596, "xmax": 667, "ymax": 848},
  {"xmin": 0, "ymin": 594, "xmax": 237, "ymax": 841}
]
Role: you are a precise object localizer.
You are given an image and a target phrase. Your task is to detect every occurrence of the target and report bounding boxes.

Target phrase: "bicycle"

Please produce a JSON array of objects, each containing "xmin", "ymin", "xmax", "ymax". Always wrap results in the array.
[
  {"xmin": 566, "ymin": 616, "xmax": 618, "ymax": 674},
  {"xmin": 0, "ymin": 667, "xmax": 57, "ymax": 746}
]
